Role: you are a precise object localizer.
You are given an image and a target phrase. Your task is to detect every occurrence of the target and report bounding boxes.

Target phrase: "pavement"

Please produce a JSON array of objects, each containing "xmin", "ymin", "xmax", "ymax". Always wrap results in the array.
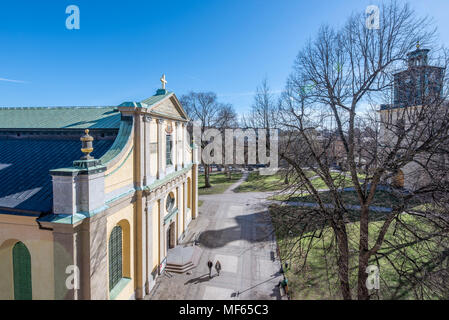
[{"xmin": 147, "ymin": 173, "xmax": 286, "ymax": 300}]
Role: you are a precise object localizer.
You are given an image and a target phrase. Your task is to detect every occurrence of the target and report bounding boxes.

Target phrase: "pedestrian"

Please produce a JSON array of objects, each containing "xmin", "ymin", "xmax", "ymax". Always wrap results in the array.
[
  {"xmin": 283, "ymin": 278, "xmax": 289, "ymax": 296},
  {"xmin": 280, "ymin": 276, "xmax": 288, "ymax": 297},
  {"xmin": 207, "ymin": 260, "xmax": 213, "ymax": 278},
  {"xmin": 215, "ymin": 260, "xmax": 222, "ymax": 276}
]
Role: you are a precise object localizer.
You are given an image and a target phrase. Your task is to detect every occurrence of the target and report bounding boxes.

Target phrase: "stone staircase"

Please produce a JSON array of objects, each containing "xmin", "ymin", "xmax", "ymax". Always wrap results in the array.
[{"xmin": 165, "ymin": 245, "xmax": 202, "ymax": 273}]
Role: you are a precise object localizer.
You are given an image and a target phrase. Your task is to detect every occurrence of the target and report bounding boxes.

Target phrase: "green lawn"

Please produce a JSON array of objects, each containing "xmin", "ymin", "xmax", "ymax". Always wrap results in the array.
[
  {"xmin": 307, "ymin": 172, "xmax": 357, "ymax": 190},
  {"xmin": 234, "ymin": 170, "xmax": 316, "ymax": 193},
  {"xmin": 198, "ymin": 172, "xmax": 242, "ymax": 195},
  {"xmin": 234, "ymin": 170, "xmax": 365, "ymax": 193},
  {"xmin": 234, "ymin": 172, "xmax": 288, "ymax": 192},
  {"xmin": 270, "ymin": 205, "xmax": 442, "ymax": 299},
  {"xmin": 271, "ymin": 190, "xmax": 401, "ymax": 208},
  {"xmin": 411, "ymin": 203, "xmax": 446, "ymax": 213}
]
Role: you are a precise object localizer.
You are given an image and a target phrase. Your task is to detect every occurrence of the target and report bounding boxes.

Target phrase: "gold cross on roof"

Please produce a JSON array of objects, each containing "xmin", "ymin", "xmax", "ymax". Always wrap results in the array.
[{"xmin": 160, "ymin": 74, "xmax": 167, "ymax": 89}]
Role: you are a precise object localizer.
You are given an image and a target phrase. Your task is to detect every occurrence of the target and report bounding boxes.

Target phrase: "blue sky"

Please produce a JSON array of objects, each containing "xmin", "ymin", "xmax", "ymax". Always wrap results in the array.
[{"xmin": 1, "ymin": 0, "xmax": 449, "ymax": 114}]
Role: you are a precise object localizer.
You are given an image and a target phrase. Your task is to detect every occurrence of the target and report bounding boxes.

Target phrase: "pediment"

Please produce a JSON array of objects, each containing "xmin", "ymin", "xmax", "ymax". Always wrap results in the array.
[{"xmin": 150, "ymin": 95, "xmax": 188, "ymax": 121}]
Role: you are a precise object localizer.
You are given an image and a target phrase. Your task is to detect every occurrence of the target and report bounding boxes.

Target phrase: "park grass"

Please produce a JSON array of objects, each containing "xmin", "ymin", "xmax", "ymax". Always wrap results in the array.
[
  {"xmin": 234, "ymin": 170, "xmax": 315, "ymax": 193},
  {"xmin": 271, "ymin": 190, "xmax": 400, "ymax": 208},
  {"xmin": 234, "ymin": 172, "xmax": 287, "ymax": 192},
  {"xmin": 307, "ymin": 172, "xmax": 356, "ymax": 190},
  {"xmin": 198, "ymin": 172, "xmax": 242, "ymax": 195},
  {"xmin": 234, "ymin": 170, "xmax": 365, "ymax": 193},
  {"xmin": 270, "ymin": 205, "xmax": 441, "ymax": 300},
  {"xmin": 411, "ymin": 203, "xmax": 446, "ymax": 213}
]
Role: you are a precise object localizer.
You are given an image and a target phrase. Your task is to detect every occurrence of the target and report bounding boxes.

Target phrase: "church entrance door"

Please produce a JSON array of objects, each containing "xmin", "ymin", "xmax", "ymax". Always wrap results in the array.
[{"xmin": 167, "ymin": 222, "xmax": 176, "ymax": 252}]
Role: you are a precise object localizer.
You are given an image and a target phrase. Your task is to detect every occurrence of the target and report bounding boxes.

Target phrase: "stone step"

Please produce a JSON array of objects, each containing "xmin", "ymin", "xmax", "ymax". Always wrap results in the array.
[
  {"xmin": 164, "ymin": 246, "xmax": 203, "ymax": 274},
  {"xmin": 165, "ymin": 262, "xmax": 195, "ymax": 273}
]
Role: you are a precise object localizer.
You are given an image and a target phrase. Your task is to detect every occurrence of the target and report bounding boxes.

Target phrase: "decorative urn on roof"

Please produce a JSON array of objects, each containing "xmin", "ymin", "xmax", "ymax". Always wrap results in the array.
[
  {"xmin": 73, "ymin": 129, "xmax": 102, "ymax": 169},
  {"xmin": 80, "ymin": 129, "xmax": 94, "ymax": 160}
]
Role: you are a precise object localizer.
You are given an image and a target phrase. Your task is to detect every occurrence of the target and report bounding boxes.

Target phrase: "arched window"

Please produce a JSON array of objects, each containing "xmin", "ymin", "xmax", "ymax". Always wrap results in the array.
[
  {"xmin": 109, "ymin": 226, "xmax": 123, "ymax": 290},
  {"xmin": 13, "ymin": 242, "xmax": 32, "ymax": 300},
  {"xmin": 166, "ymin": 192, "xmax": 175, "ymax": 212}
]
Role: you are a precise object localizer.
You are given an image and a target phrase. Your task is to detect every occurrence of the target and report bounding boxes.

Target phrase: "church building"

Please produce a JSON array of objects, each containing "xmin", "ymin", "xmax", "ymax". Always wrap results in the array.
[{"xmin": 0, "ymin": 76, "xmax": 199, "ymax": 300}]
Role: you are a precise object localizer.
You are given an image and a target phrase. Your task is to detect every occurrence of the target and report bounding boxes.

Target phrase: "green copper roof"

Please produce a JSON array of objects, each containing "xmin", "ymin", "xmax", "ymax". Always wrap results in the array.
[
  {"xmin": 0, "ymin": 107, "xmax": 121, "ymax": 129},
  {"xmin": 141, "ymin": 90, "xmax": 173, "ymax": 106},
  {"xmin": 118, "ymin": 102, "xmax": 148, "ymax": 108},
  {"xmin": 0, "ymin": 137, "xmax": 114, "ymax": 214},
  {"xmin": 99, "ymin": 117, "xmax": 133, "ymax": 165}
]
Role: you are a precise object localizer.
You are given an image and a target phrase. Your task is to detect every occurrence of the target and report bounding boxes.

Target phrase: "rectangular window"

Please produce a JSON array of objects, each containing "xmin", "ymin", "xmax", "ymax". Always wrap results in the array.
[{"xmin": 166, "ymin": 134, "xmax": 173, "ymax": 166}]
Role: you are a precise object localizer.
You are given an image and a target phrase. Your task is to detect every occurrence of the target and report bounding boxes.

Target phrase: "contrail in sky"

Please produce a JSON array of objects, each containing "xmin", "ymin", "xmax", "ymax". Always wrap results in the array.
[{"xmin": 0, "ymin": 77, "xmax": 28, "ymax": 84}]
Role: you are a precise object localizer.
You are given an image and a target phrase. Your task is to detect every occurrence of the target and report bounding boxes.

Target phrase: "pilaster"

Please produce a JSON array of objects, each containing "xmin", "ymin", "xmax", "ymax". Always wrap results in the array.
[{"xmin": 157, "ymin": 119, "xmax": 165, "ymax": 179}]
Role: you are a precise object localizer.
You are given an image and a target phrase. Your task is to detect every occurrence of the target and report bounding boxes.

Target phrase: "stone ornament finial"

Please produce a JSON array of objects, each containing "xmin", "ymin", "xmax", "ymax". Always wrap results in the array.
[{"xmin": 80, "ymin": 129, "xmax": 94, "ymax": 160}]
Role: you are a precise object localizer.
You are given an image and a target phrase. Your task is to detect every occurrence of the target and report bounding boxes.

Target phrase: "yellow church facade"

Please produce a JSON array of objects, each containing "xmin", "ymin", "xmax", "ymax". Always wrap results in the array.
[{"xmin": 0, "ymin": 81, "xmax": 199, "ymax": 300}]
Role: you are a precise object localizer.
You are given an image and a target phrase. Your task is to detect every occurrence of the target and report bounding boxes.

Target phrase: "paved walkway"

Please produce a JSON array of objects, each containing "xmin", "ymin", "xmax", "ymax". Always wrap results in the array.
[{"xmin": 147, "ymin": 173, "xmax": 285, "ymax": 300}]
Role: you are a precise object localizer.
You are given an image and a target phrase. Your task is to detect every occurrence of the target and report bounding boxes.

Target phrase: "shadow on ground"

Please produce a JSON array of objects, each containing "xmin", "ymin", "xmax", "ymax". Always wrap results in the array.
[
  {"xmin": 198, "ymin": 212, "xmax": 273, "ymax": 249},
  {"xmin": 184, "ymin": 273, "xmax": 217, "ymax": 285}
]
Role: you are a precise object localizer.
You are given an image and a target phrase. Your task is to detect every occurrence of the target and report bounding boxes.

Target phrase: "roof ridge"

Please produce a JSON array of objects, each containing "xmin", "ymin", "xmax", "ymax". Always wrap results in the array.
[
  {"xmin": 141, "ymin": 90, "xmax": 173, "ymax": 104},
  {"xmin": 0, "ymin": 106, "xmax": 118, "ymax": 110}
]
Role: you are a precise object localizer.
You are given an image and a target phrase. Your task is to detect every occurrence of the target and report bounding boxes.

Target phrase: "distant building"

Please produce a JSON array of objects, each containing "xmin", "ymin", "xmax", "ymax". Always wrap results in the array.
[
  {"xmin": 394, "ymin": 48, "xmax": 444, "ymax": 108},
  {"xmin": 379, "ymin": 45, "xmax": 446, "ymax": 189},
  {"xmin": 0, "ymin": 78, "xmax": 199, "ymax": 300},
  {"xmin": 381, "ymin": 45, "xmax": 444, "ymax": 111}
]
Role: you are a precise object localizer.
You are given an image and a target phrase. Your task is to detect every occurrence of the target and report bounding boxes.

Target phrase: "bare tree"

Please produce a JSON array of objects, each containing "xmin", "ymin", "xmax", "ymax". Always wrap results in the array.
[
  {"xmin": 180, "ymin": 92, "xmax": 236, "ymax": 187},
  {"xmin": 216, "ymin": 103, "xmax": 239, "ymax": 179},
  {"xmin": 241, "ymin": 78, "xmax": 287, "ymax": 179},
  {"xmin": 243, "ymin": 78, "xmax": 278, "ymax": 130},
  {"xmin": 274, "ymin": 1, "xmax": 449, "ymax": 300}
]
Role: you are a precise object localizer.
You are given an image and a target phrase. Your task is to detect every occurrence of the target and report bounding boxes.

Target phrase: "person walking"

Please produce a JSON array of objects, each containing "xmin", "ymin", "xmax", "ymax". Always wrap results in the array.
[
  {"xmin": 279, "ymin": 276, "xmax": 289, "ymax": 298},
  {"xmin": 207, "ymin": 260, "xmax": 213, "ymax": 278},
  {"xmin": 215, "ymin": 260, "xmax": 222, "ymax": 276}
]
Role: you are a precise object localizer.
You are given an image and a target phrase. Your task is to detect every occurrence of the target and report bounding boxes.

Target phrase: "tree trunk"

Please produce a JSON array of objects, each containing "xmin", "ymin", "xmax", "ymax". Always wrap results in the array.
[
  {"xmin": 357, "ymin": 205, "xmax": 370, "ymax": 300},
  {"xmin": 226, "ymin": 166, "xmax": 232, "ymax": 180},
  {"xmin": 334, "ymin": 221, "xmax": 352, "ymax": 300},
  {"xmin": 204, "ymin": 164, "xmax": 212, "ymax": 188}
]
